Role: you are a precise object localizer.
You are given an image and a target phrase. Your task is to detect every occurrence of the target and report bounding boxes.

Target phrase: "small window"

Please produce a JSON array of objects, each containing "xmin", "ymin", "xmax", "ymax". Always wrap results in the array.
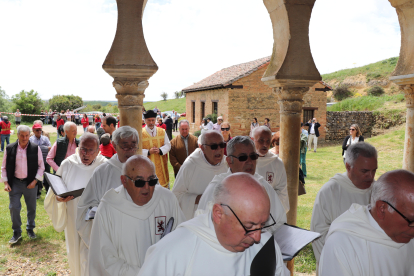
[
  {"xmin": 303, "ymin": 109, "xmax": 315, "ymax": 123},
  {"xmin": 212, "ymin": 101, "xmax": 218, "ymax": 114},
  {"xmin": 201, "ymin": 102, "xmax": 205, "ymax": 119},
  {"xmin": 192, "ymin": 101, "xmax": 196, "ymax": 123}
]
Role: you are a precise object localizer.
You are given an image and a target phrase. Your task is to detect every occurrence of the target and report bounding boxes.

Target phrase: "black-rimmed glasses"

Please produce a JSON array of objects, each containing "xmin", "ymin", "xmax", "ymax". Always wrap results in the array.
[
  {"xmin": 220, "ymin": 204, "xmax": 276, "ymax": 235},
  {"xmin": 79, "ymin": 147, "xmax": 97, "ymax": 155},
  {"xmin": 203, "ymin": 142, "xmax": 226, "ymax": 150},
  {"xmin": 381, "ymin": 200, "xmax": 414, "ymax": 227},
  {"xmin": 221, "ymin": 128, "xmax": 230, "ymax": 131},
  {"xmin": 125, "ymin": 175, "xmax": 158, "ymax": 188},
  {"xmin": 229, "ymin": 153, "xmax": 259, "ymax": 162}
]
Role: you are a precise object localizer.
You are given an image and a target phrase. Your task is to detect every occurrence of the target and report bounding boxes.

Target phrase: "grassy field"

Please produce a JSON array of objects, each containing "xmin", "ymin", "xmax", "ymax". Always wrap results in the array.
[
  {"xmin": 327, "ymin": 94, "xmax": 405, "ymax": 112},
  {"xmin": 0, "ymin": 122, "xmax": 406, "ymax": 274},
  {"xmin": 322, "ymin": 57, "xmax": 398, "ymax": 82},
  {"xmin": 143, "ymin": 98, "xmax": 186, "ymax": 113}
]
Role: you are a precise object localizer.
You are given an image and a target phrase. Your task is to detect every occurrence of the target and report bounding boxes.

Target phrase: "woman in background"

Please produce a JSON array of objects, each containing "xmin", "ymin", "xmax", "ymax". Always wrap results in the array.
[
  {"xmin": 249, "ymin": 117, "xmax": 259, "ymax": 138},
  {"xmin": 220, "ymin": 122, "xmax": 232, "ymax": 156},
  {"xmin": 342, "ymin": 124, "xmax": 364, "ymax": 163},
  {"xmin": 264, "ymin": 118, "xmax": 271, "ymax": 130},
  {"xmin": 95, "ymin": 114, "xmax": 102, "ymax": 129}
]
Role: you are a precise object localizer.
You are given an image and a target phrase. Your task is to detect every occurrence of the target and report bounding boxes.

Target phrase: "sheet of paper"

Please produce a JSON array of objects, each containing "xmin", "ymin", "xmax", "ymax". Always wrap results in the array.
[
  {"xmin": 273, "ymin": 224, "xmax": 321, "ymax": 260},
  {"xmin": 85, "ymin": 206, "xmax": 98, "ymax": 221}
]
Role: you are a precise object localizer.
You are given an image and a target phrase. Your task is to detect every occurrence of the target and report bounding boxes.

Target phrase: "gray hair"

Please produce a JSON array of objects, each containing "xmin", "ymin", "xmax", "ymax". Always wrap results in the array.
[
  {"xmin": 212, "ymin": 179, "xmax": 231, "ymax": 208},
  {"xmin": 200, "ymin": 130, "xmax": 223, "ymax": 145},
  {"xmin": 370, "ymin": 176, "xmax": 396, "ymax": 213},
  {"xmin": 112, "ymin": 126, "xmax": 139, "ymax": 146},
  {"xmin": 178, "ymin": 120, "xmax": 189, "ymax": 128},
  {"xmin": 17, "ymin": 125, "xmax": 31, "ymax": 134},
  {"xmin": 33, "ymin": 120, "xmax": 43, "ymax": 126},
  {"xmin": 198, "ymin": 134, "xmax": 203, "ymax": 146},
  {"xmin": 121, "ymin": 155, "xmax": 155, "ymax": 175},
  {"xmin": 79, "ymin": 132, "xmax": 99, "ymax": 149},
  {"xmin": 345, "ymin": 142, "xmax": 377, "ymax": 168},
  {"xmin": 253, "ymin": 125, "xmax": 272, "ymax": 139},
  {"xmin": 226, "ymin": 136, "xmax": 255, "ymax": 157},
  {"xmin": 64, "ymin": 121, "xmax": 76, "ymax": 132}
]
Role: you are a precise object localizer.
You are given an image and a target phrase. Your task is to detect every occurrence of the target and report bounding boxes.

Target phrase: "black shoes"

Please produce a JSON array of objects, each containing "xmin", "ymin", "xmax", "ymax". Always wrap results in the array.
[
  {"xmin": 27, "ymin": 229, "xmax": 37, "ymax": 239},
  {"xmin": 9, "ymin": 232, "xmax": 22, "ymax": 244}
]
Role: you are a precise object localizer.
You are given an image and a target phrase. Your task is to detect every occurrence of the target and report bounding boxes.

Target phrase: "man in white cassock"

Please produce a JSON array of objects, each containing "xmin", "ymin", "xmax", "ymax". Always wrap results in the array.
[
  {"xmin": 197, "ymin": 136, "xmax": 286, "ymax": 232},
  {"xmin": 172, "ymin": 130, "xmax": 228, "ymax": 220},
  {"xmin": 44, "ymin": 133, "xmax": 107, "ymax": 276},
  {"xmin": 88, "ymin": 155, "xmax": 185, "ymax": 275},
  {"xmin": 76, "ymin": 126, "xmax": 139, "ymax": 274},
  {"xmin": 311, "ymin": 142, "xmax": 378, "ymax": 265},
  {"xmin": 252, "ymin": 126, "xmax": 289, "ymax": 212},
  {"xmin": 139, "ymin": 173, "xmax": 290, "ymax": 276},
  {"xmin": 319, "ymin": 170, "xmax": 414, "ymax": 276}
]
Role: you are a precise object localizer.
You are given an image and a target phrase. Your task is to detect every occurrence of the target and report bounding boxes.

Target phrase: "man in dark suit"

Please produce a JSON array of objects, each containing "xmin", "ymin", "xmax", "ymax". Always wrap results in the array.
[
  {"xmin": 1, "ymin": 125, "xmax": 45, "ymax": 244},
  {"xmin": 305, "ymin": 117, "xmax": 321, "ymax": 152},
  {"xmin": 169, "ymin": 120, "xmax": 198, "ymax": 177}
]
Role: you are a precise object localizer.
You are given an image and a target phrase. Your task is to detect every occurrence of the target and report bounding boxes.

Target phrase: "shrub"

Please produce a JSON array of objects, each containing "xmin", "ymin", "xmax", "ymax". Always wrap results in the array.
[
  {"xmin": 367, "ymin": 86, "xmax": 385, "ymax": 97},
  {"xmin": 204, "ymin": 113, "xmax": 218, "ymax": 123},
  {"xmin": 193, "ymin": 130, "xmax": 201, "ymax": 137},
  {"xmin": 332, "ymin": 85, "xmax": 352, "ymax": 101}
]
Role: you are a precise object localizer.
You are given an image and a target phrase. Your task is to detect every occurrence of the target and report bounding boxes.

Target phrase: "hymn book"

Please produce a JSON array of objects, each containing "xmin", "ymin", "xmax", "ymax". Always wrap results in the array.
[
  {"xmin": 44, "ymin": 172, "xmax": 84, "ymax": 199},
  {"xmin": 274, "ymin": 224, "xmax": 321, "ymax": 261}
]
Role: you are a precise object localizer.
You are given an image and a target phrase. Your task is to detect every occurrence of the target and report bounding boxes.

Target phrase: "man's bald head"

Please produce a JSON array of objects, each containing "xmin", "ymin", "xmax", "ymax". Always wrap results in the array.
[
  {"xmin": 200, "ymin": 130, "xmax": 225, "ymax": 165},
  {"xmin": 252, "ymin": 126, "xmax": 272, "ymax": 156},
  {"xmin": 212, "ymin": 173, "xmax": 271, "ymax": 252},
  {"xmin": 371, "ymin": 169, "xmax": 414, "ymax": 243},
  {"xmin": 122, "ymin": 155, "xmax": 155, "ymax": 176}
]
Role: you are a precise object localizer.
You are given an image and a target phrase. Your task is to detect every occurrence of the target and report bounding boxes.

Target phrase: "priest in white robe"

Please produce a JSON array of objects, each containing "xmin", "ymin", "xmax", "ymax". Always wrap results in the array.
[
  {"xmin": 76, "ymin": 126, "xmax": 140, "ymax": 272},
  {"xmin": 172, "ymin": 130, "xmax": 228, "ymax": 220},
  {"xmin": 311, "ymin": 142, "xmax": 378, "ymax": 263},
  {"xmin": 319, "ymin": 170, "xmax": 414, "ymax": 276},
  {"xmin": 139, "ymin": 173, "xmax": 289, "ymax": 276},
  {"xmin": 44, "ymin": 133, "xmax": 107, "ymax": 276},
  {"xmin": 88, "ymin": 155, "xmax": 185, "ymax": 276},
  {"xmin": 197, "ymin": 136, "xmax": 286, "ymax": 233},
  {"xmin": 252, "ymin": 126, "xmax": 289, "ymax": 212}
]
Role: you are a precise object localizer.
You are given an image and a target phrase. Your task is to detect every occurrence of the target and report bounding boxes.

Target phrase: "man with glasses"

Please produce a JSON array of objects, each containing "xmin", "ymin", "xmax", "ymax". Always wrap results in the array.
[
  {"xmin": 88, "ymin": 155, "xmax": 185, "ymax": 276},
  {"xmin": 169, "ymin": 120, "xmax": 198, "ymax": 177},
  {"xmin": 311, "ymin": 142, "xmax": 378, "ymax": 269},
  {"xmin": 142, "ymin": 110, "xmax": 171, "ymax": 188},
  {"xmin": 139, "ymin": 173, "xmax": 288, "ymax": 276},
  {"xmin": 319, "ymin": 169, "xmax": 414, "ymax": 275},
  {"xmin": 197, "ymin": 136, "xmax": 287, "ymax": 233},
  {"xmin": 44, "ymin": 132, "xmax": 106, "ymax": 276},
  {"xmin": 76, "ymin": 126, "xmax": 140, "ymax": 268},
  {"xmin": 172, "ymin": 130, "xmax": 228, "ymax": 220},
  {"xmin": 29, "ymin": 123, "xmax": 51, "ymax": 197},
  {"xmin": 253, "ymin": 126, "xmax": 289, "ymax": 212}
]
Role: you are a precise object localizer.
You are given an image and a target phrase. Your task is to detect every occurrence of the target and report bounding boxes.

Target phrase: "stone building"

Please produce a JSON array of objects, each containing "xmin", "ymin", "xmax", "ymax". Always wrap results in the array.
[{"xmin": 182, "ymin": 56, "xmax": 332, "ymax": 138}]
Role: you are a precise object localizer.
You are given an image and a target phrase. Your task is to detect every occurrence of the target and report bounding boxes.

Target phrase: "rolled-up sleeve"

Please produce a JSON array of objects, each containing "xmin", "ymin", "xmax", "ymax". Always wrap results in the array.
[{"xmin": 36, "ymin": 146, "xmax": 45, "ymax": 181}]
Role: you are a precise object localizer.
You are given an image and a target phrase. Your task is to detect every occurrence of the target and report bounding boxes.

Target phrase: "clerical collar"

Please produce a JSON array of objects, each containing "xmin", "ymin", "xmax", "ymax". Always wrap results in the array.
[{"xmin": 200, "ymin": 151, "xmax": 221, "ymax": 166}]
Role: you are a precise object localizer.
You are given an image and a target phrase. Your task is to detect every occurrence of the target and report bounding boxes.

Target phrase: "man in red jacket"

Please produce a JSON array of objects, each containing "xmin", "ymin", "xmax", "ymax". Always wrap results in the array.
[
  {"xmin": 56, "ymin": 114, "xmax": 65, "ymax": 138},
  {"xmin": 0, "ymin": 116, "xmax": 11, "ymax": 152}
]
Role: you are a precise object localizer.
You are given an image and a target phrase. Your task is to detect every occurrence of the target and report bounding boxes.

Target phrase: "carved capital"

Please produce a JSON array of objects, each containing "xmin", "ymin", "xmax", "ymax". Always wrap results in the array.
[
  {"xmin": 276, "ymin": 86, "xmax": 309, "ymax": 114},
  {"xmin": 401, "ymin": 84, "xmax": 414, "ymax": 108},
  {"xmin": 114, "ymin": 80, "xmax": 148, "ymax": 109}
]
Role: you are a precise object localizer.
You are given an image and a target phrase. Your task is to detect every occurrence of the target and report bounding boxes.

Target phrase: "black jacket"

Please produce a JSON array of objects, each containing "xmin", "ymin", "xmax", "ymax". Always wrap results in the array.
[
  {"xmin": 342, "ymin": 135, "xmax": 364, "ymax": 156},
  {"xmin": 304, "ymin": 122, "xmax": 321, "ymax": 137},
  {"xmin": 164, "ymin": 117, "xmax": 173, "ymax": 130}
]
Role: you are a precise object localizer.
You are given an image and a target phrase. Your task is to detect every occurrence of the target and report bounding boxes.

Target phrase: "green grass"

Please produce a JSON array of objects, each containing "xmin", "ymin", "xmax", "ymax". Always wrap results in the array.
[
  {"xmin": 143, "ymin": 98, "xmax": 186, "ymax": 113},
  {"xmin": 322, "ymin": 57, "xmax": 399, "ymax": 82},
  {"xmin": 327, "ymin": 94, "xmax": 405, "ymax": 112},
  {"xmin": 0, "ymin": 123, "xmax": 406, "ymax": 274}
]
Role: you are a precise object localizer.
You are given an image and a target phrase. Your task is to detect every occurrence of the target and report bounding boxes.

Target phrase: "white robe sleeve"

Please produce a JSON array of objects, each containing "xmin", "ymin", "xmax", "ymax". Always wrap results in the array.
[
  {"xmin": 261, "ymin": 181, "xmax": 287, "ymax": 233},
  {"xmin": 160, "ymin": 132, "xmax": 171, "ymax": 155},
  {"xmin": 172, "ymin": 164, "xmax": 199, "ymax": 221},
  {"xmin": 90, "ymin": 210, "xmax": 140, "ymax": 276},
  {"xmin": 274, "ymin": 160, "xmax": 289, "ymax": 213},
  {"xmin": 141, "ymin": 149, "xmax": 149, "ymax": 156},
  {"xmin": 44, "ymin": 188, "xmax": 67, "ymax": 232}
]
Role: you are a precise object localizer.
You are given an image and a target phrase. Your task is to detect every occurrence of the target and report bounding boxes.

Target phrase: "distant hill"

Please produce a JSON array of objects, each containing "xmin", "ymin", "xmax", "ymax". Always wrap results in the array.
[
  {"xmin": 143, "ymin": 98, "xmax": 186, "ymax": 113},
  {"xmin": 322, "ymin": 57, "xmax": 400, "ymax": 96},
  {"xmin": 84, "ymin": 100, "xmax": 118, "ymax": 106}
]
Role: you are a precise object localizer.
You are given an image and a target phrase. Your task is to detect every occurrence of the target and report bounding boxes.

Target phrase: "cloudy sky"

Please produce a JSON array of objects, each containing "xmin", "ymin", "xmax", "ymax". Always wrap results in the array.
[{"xmin": 0, "ymin": 0, "xmax": 400, "ymax": 103}]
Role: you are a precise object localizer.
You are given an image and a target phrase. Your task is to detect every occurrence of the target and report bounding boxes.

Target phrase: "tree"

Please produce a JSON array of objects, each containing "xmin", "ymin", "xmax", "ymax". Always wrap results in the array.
[
  {"xmin": 92, "ymin": 104, "xmax": 102, "ymax": 110},
  {"xmin": 332, "ymin": 85, "xmax": 352, "ymax": 101},
  {"xmin": 12, "ymin": 90, "xmax": 44, "ymax": 120},
  {"xmin": 161, "ymin": 92, "xmax": 168, "ymax": 101},
  {"xmin": 49, "ymin": 94, "xmax": 83, "ymax": 111},
  {"xmin": 0, "ymin": 86, "xmax": 10, "ymax": 113},
  {"xmin": 174, "ymin": 91, "xmax": 181, "ymax": 99}
]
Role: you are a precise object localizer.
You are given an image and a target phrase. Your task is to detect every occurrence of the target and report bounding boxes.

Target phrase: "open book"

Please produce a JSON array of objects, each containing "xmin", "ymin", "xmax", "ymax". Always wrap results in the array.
[
  {"xmin": 274, "ymin": 224, "xmax": 321, "ymax": 261},
  {"xmin": 85, "ymin": 206, "xmax": 98, "ymax": 221},
  {"xmin": 44, "ymin": 172, "xmax": 84, "ymax": 199}
]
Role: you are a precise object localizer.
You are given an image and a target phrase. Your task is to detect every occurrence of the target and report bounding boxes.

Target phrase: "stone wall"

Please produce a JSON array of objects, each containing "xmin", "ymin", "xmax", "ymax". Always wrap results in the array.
[{"xmin": 325, "ymin": 111, "xmax": 375, "ymax": 141}]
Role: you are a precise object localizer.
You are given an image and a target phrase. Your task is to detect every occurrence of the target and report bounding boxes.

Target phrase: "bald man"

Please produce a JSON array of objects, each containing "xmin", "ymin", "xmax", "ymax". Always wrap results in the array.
[
  {"xmin": 87, "ymin": 125, "xmax": 95, "ymax": 134},
  {"xmin": 319, "ymin": 170, "xmax": 414, "ymax": 276},
  {"xmin": 88, "ymin": 155, "xmax": 185, "ymax": 276},
  {"xmin": 139, "ymin": 173, "xmax": 289, "ymax": 276}
]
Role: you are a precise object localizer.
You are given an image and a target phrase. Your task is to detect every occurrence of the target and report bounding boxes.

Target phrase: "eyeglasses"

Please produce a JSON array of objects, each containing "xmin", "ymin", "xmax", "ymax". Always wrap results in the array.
[
  {"xmin": 34, "ymin": 129, "xmax": 42, "ymax": 132},
  {"xmin": 80, "ymin": 148, "xmax": 97, "ymax": 155},
  {"xmin": 381, "ymin": 201, "xmax": 414, "ymax": 227},
  {"xmin": 220, "ymin": 204, "xmax": 276, "ymax": 235},
  {"xmin": 229, "ymin": 153, "xmax": 259, "ymax": 162},
  {"xmin": 118, "ymin": 143, "xmax": 138, "ymax": 151},
  {"xmin": 350, "ymin": 128, "xmax": 356, "ymax": 131},
  {"xmin": 221, "ymin": 128, "xmax": 230, "ymax": 131},
  {"xmin": 125, "ymin": 175, "xmax": 158, "ymax": 188},
  {"xmin": 203, "ymin": 142, "xmax": 226, "ymax": 150}
]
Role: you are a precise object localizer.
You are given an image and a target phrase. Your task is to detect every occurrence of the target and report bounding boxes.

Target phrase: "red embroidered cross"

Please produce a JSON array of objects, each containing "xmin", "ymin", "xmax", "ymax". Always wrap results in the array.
[{"xmin": 157, "ymin": 220, "xmax": 165, "ymax": 232}]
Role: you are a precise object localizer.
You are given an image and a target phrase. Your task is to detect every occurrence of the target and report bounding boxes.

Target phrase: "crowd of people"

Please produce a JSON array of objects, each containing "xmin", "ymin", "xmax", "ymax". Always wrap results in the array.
[{"xmin": 1, "ymin": 108, "xmax": 413, "ymax": 275}]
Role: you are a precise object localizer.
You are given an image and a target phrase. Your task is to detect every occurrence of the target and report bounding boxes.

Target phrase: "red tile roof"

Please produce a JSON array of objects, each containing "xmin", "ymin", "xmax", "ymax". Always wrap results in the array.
[{"xmin": 183, "ymin": 56, "xmax": 271, "ymax": 93}]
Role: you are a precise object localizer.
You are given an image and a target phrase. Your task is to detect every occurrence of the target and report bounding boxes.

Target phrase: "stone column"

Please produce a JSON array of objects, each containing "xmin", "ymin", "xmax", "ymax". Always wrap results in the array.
[
  {"xmin": 388, "ymin": 0, "xmax": 414, "ymax": 172},
  {"xmin": 262, "ymin": 1, "xmax": 321, "ymax": 274},
  {"xmin": 102, "ymin": 0, "xmax": 158, "ymax": 154}
]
